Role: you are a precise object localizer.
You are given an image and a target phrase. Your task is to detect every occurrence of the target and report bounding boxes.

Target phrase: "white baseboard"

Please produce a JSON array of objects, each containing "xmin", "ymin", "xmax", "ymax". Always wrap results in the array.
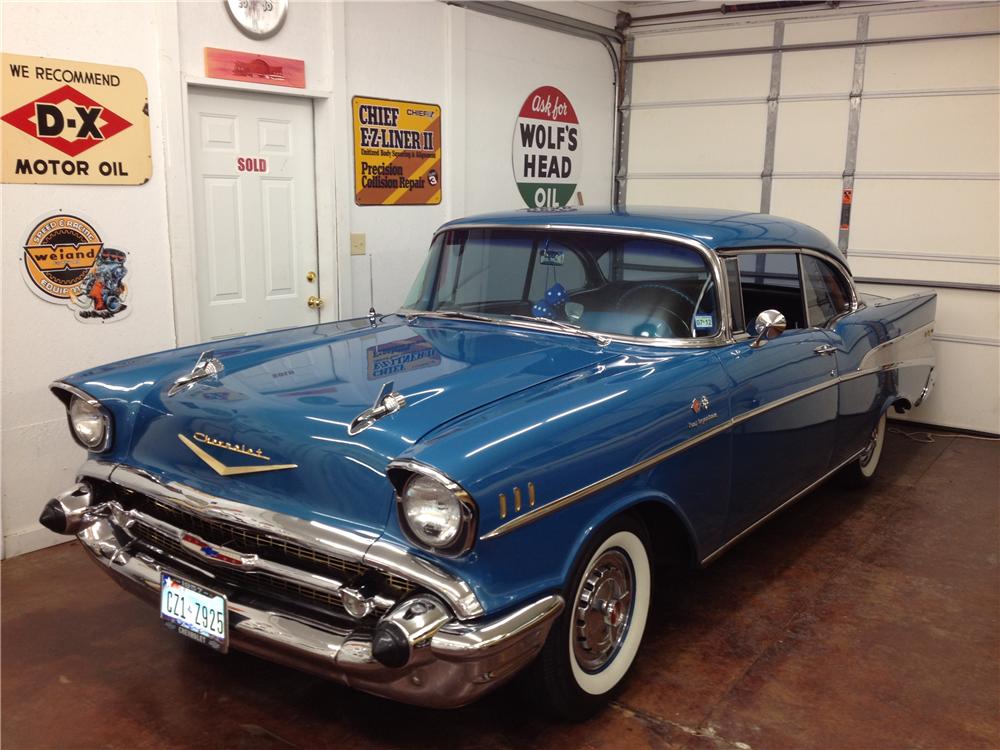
[{"xmin": 3, "ymin": 525, "xmax": 69, "ymax": 559}]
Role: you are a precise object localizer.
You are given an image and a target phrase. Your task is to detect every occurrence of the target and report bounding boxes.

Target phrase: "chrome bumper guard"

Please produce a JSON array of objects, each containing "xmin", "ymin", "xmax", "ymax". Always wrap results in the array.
[{"xmin": 70, "ymin": 480, "xmax": 562, "ymax": 708}]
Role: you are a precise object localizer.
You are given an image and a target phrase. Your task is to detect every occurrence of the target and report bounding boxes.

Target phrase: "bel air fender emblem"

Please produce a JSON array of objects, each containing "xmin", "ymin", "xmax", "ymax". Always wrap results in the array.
[{"xmin": 168, "ymin": 350, "xmax": 224, "ymax": 397}]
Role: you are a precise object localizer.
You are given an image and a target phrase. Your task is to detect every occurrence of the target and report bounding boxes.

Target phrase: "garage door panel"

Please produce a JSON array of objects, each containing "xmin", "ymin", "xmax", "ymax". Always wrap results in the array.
[
  {"xmin": 783, "ymin": 17, "xmax": 859, "ymax": 45},
  {"xmin": 781, "ymin": 48, "xmax": 856, "ymax": 96},
  {"xmin": 866, "ymin": 38, "xmax": 1000, "ymax": 91},
  {"xmin": 633, "ymin": 25, "xmax": 773, "ymax": 56},
  {"xmin": 856, "ymin": 95, "xmax": 999, "ymax": 173},
  {"xmin": 632, "ymin": 56, "xmax": 771, "ymax": 104},
  {"xmin": 856, "ymin": 284, "xmax": 999, "ymax": 342},
  {"xmin": 867, "ymin": 5, "xmax": 1000, "ymax": 38},
  {"xmin": 626, "ymin": 177, "xmax": 761, "ymax": 212},
  {"xmin": 889, "ymin": 339, "xmax": 999, "ymax": 435},
  {"xmin": 774, "ymin": 100, "xmax": 849, "ymax": 172},
  {"xmin": 850, "ymin": 255, "xmax": 1000, "ymax": 289},
  {"xmin": 628, "ymin": 105, "xmax": 766, "ymax": 173},
  {"xmin": 770, "ymin": 179, "xmax": 842, "ymax": 241},
  {"xmin": 850, "ymin": 179, "xmax": 999, "ymax": 256}
]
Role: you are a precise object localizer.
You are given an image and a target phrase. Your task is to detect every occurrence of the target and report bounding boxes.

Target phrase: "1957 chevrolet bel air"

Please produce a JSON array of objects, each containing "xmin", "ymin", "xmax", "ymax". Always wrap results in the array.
[{"xmin": 40, "ymin": 207, "xmax": 936, "ymax": 718}]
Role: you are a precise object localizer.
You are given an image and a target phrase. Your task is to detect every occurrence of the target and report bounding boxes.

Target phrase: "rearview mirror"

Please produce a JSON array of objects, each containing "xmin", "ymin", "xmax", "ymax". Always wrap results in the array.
[{"xmin": 750, "ymin": 309, "xmax": 786, "ymax": 348}]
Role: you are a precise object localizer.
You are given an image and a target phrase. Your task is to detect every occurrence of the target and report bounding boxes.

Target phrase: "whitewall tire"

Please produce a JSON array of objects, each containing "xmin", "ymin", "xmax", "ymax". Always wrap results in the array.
[
  {"xmin": 531, "ymin": 515, "xmax": 652, "ymax": 720},
  {"xmin": 840, "ymin": 411, "xmax": 887, "ymax": 487}
]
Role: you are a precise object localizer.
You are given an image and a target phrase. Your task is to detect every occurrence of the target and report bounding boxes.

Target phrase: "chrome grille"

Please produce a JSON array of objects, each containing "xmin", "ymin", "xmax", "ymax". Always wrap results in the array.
[
  {"xmin": 132, "ymin": 521, "xmax": 344, "ymax": 610},
  {"xmin": 130, "ymin": 495, "xmax": 413, "ymax": 594}
]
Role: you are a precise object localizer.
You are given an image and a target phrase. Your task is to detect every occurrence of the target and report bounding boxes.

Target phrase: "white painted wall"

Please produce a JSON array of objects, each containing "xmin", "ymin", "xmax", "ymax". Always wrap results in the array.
[
  {"xmin": 624, "ymin": 1, "xmax": 1000, "ymax": 434},
  {"xmin": 0, "ymin": 0, "xmax": 618, "ymax": 557}
]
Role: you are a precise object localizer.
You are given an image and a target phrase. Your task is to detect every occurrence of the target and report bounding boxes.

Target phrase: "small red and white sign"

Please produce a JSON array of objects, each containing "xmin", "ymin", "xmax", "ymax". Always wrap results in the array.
[
  {"xmin": 204, "ymin": 48, "xmax": 305, "ymax": 89},
  {"xmin": 237, "ymin": 157, "xmax": 268, "ymax": 174}
]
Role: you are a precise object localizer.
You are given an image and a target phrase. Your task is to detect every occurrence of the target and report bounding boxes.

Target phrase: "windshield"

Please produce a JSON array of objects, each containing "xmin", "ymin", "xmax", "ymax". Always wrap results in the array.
[{"xmin": 403, "ymin": 228, "xmax": 719, "ymax": 340}]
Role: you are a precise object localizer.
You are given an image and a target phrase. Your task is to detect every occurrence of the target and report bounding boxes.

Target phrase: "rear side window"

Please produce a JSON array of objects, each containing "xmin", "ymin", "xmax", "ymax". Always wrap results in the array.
[
  {"xmin": 801, "ymin": 255, "xmax": 852, "ymax": 326},
  {"xmin": 736, "ymin": 252, "xmax": 806, "ymax": 330}
]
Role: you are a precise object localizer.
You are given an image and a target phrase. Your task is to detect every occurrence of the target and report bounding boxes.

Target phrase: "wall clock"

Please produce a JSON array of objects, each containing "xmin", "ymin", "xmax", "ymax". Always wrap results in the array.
[{"xmin": 224, "ymin": 0, "xmax": 288, "ymax": 40}]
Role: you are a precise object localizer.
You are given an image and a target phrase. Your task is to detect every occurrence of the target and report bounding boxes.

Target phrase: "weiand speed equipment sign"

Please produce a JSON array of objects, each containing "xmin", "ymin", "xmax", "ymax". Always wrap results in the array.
[
  {"xmin": 512, "ymin": 86, "xmax": 580, "ymax": 208},
  {"xmin": 1, "ymin": 53, "xmax": 151, "ymax": 185}
]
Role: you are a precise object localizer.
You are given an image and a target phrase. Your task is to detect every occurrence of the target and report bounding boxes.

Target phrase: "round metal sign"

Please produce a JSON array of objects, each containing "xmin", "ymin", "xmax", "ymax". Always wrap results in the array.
[
  {"xmin": 511, "ymin": 85, "xmax": 580, "ymax": 209},
  {"xmin": 224, "ymin": 0, "xmax": 289, "ymax": 40}
]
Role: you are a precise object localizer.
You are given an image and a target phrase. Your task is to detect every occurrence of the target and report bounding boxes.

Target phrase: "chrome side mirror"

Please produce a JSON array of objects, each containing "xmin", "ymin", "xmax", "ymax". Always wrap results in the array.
[{"xmin": 750, "ymin": 309, "xmax": 786, "ymax": 348}]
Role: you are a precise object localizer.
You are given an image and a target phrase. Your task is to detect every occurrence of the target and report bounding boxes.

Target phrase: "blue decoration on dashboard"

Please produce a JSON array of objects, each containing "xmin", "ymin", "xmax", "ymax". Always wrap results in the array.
[
  {"xmin": 544, "ymin": 283, "xmax": 567, "ymax": 306},
  {"xmin": 532, "ymin": 301, "xmax": 554, "ymax": 319}
]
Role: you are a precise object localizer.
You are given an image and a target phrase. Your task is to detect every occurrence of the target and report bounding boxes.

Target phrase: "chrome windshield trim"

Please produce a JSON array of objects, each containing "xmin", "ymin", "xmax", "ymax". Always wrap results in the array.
[
  {"xmin": 415, "ymin": 223, "xmax": 733, "ymax": 349},
  {"xmin": 84, "ymin": 464, "xmax": 484, "ymax": 620}
]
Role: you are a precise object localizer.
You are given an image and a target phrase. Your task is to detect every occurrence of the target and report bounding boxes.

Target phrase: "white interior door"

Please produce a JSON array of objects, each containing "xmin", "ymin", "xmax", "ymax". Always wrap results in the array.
[{"xmin": 188, "ymin": 87, "xmax": 321, "ymax": 340}]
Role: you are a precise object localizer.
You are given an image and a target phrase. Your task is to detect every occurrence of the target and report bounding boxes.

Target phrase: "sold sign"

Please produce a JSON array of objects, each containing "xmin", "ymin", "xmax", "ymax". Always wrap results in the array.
[{"xmin": 511, "ymin": 85, "xmax": 580, "ymax": 209}]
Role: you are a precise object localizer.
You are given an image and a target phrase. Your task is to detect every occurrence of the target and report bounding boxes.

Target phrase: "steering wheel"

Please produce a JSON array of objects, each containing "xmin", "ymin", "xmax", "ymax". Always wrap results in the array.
[{"xmin": 616, "ymin": 284, "xmax": 693, "ymax": 337}]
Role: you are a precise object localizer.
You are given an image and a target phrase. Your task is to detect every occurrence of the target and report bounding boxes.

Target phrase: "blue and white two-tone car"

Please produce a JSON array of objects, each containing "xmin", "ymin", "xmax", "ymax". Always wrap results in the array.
[{"xmin": 41, "ymin": 207, "xmax": 936, "ymax": 718}]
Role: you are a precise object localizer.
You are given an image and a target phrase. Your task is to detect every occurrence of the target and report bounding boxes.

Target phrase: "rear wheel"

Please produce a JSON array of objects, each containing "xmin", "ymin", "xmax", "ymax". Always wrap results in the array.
[
  {"xmin": 531, "ymin": 515, "xmax": 652, "ymax": 720},
  {"xmin": 839, "ymin": 411, "xmax": 887, "ymax": 487}
]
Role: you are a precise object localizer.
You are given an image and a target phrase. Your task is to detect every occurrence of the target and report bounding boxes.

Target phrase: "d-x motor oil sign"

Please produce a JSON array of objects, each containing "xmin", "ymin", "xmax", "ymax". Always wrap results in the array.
[{"xmin": 1, "ymin": 53, "xmax": 152, "ymax": 185}]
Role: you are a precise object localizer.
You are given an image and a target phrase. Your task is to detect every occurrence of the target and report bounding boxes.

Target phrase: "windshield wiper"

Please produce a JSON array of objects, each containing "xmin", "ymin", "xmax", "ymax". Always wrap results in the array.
[
  {"xmin": 506, "ymin": 314, "xmax": 611, "ymax": 347},
  {"xmin": 406, "ymin": 309, "xmax": 499, "ymax": 324}
]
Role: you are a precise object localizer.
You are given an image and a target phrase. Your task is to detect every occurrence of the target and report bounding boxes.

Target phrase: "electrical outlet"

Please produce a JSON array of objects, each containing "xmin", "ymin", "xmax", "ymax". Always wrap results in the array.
[{"xmin": 350, "ymin": 233, "xmax": 366, "ymax": 256}]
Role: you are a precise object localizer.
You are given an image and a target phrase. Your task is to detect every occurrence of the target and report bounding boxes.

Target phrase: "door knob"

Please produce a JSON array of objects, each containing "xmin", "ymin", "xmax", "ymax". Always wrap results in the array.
[
  {"xmin": 307, "ymin": 295, "xmax": 324, "ymax": 310},
  {"xmin": 306, "ymin": 271, "xmax": 316, "ymax": 282}
]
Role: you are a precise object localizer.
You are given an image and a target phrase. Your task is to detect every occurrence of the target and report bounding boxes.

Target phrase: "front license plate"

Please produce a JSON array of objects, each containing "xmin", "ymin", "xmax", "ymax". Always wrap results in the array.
[{"xmin": 160, "ymin": 572, "xmax": 228, "ymax": 652}]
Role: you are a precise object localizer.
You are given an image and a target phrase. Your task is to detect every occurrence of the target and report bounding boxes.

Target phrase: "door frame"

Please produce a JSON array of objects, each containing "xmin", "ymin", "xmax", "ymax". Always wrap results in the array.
[{"xmin": 158, "ymin": 5, "xmax": 353, "ymax": 346}]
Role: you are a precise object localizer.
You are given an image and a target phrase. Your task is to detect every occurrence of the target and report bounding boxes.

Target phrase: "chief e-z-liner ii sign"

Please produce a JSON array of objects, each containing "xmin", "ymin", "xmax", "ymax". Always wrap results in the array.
[
  {"xmin": 353, "ymin": 96, "xmax": 441, "ymax": 206},
  {"xmin": 1, "ymin": 53, "xmax": 151, "ymax": 185},
  {"xmin": 512, "ymin": 86, "xmax": 580, "ymax": 208}
]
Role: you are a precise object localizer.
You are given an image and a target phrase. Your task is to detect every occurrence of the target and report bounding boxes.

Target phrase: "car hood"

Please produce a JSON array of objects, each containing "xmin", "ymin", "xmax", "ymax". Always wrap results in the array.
[{"xmin": 74, "ymin": 317, "xmax": 616, "ymax": 533}]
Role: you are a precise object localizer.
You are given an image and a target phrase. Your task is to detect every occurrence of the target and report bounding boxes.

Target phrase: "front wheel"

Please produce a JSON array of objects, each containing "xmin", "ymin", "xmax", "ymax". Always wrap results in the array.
[
  {"xmin": 530, "ymin": 515, "xmax": 652, "ymax": 720},
  {"xmin": 839, "ymin": 411, "xmax": 887, "ymax": 488}
]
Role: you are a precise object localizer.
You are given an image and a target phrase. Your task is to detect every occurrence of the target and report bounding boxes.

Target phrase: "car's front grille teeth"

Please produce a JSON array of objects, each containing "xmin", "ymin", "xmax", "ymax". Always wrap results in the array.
[
  {"xmin": 120, "ymin": 492, "xmax": 414, "ymax": 595},
  {"xmin": 132, "ymin": 521, "xmax": 345, "ymax": 612}
]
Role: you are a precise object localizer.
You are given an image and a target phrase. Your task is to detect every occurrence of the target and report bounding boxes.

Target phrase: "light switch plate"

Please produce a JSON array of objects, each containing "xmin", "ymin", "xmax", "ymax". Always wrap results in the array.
[{"xmin": 350, "ymin": 233, "xmax": 366, "ymax": 256}]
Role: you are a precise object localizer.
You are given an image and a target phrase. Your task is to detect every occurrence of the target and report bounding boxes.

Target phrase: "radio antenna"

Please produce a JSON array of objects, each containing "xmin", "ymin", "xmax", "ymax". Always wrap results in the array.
[{"xmin": 368, "ymin": 254, "xmax": 377, "ymax": 327}]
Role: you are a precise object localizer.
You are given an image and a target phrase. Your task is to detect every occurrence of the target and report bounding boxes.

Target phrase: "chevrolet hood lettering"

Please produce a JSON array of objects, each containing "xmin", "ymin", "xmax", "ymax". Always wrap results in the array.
[{"xmin": 178, "ymin": 434, "xmax": 297, "ymax": 476}]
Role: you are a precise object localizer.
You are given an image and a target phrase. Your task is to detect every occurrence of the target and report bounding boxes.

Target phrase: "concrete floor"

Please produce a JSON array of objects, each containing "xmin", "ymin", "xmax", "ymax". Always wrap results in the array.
[{"xmin": 3, "ymin": 428, "xmax": 998, "ymax": 750}]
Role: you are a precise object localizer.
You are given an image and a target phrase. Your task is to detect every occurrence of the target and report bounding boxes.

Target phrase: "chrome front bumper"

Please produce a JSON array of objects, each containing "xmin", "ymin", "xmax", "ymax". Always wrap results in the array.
[{"xmin": 76, "ymin": 508, "xmax": 562, "ymax": 709}]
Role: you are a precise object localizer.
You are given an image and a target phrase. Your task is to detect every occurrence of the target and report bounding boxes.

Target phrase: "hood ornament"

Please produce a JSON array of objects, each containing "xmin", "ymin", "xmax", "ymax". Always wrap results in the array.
[
  {"xmin": 348, "ymin": 381, "xmax": 407, "ymax": 435},
  {"xmin": 168, "ymin": 350, "xmax": 224, "ymax": 397}
]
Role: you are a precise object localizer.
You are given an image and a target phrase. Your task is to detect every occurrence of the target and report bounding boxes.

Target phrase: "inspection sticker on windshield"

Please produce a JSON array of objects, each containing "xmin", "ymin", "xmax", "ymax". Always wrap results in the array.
[
  {"xmin": 694, "ymin": 314, "xmax": 714, "ymax": 330},
  {"xmin": 539, "ymin": 247, "xmax": 565, "ymax": 266},
  {"xmin": 160, "ymin": 572, "xmax": 228, "ymax": 652}
]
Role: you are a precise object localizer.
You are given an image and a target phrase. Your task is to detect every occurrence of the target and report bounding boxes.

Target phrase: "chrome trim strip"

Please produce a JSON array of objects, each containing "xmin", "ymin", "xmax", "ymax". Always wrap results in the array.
[
  {"xmin": 699, "ymin": 447, "xmax": 866, "ymax": 566},
  {"xmin": 480, "ymin": 417, "xmax": 734, "ymax": 540},
  {"xmin": 423, "ymin": 223, "xmax": 733, "ymax": 349},
  {"xmin": 50, "ymin": 381, "xmax": 113, "ymax": 453},
  {"xmin": 86, "ymin": 464, "xmax": 484, "ymax": 620},
  {"xmin": 480, "ymin": 326, "xmax": 934, "ymax": 540}
]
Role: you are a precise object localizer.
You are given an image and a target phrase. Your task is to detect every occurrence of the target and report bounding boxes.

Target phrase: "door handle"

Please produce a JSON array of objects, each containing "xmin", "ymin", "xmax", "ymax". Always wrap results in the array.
[
  {"xmin": 814, "ymin": 344, "xmax": 836, "ymax": 356},
  {"xmin": 307, "ymin": 295, "xmax": 324, "ymax": 310}
]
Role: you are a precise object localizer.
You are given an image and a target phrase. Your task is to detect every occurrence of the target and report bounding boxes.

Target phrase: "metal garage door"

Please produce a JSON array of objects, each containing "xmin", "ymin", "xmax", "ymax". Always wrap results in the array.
[{"xmin": 621, "ymin": 2, "xmax": 999, "ymax": 433}]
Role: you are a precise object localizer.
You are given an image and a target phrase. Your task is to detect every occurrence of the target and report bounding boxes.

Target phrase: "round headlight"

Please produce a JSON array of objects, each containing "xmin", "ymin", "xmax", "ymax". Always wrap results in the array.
[
  {"xmin": 400, "ymin": 474, "xmax": 465, "ymax": 550},
  {"xmin": 68, "ymin": 396, "xmax": 108, "ymax": 450}
]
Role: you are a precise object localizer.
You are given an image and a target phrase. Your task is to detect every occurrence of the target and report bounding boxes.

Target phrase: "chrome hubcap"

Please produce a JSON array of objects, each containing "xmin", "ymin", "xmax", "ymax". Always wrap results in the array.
[
  {"xmin": 860, "ymin": 421, "xmax": 881, "ymax": 466},
  {"xmin": 573, "ymin": 549, "xmax": 633, "ymax": 672}
]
